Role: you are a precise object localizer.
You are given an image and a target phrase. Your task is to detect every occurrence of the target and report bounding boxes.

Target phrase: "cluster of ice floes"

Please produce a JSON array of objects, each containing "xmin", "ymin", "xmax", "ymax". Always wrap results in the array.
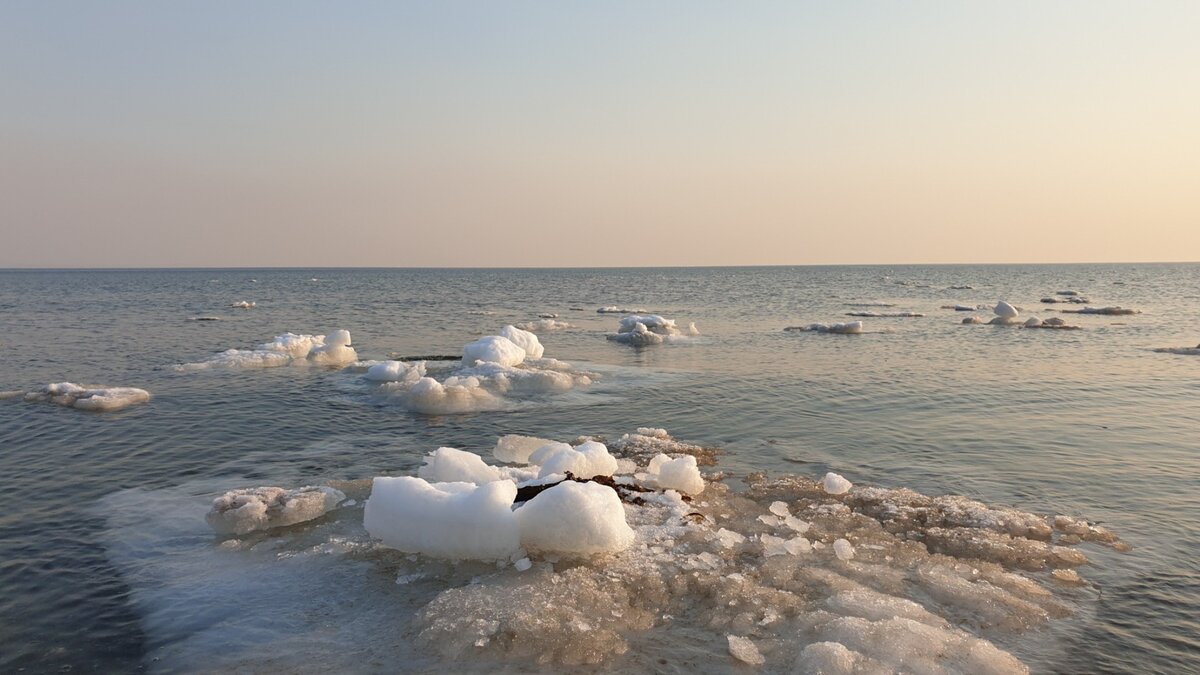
[
  {"xmin": 348, "ymin": 326, "xmax": 594, "ymax": 414},
  {"xmin": 844, "ymin": 311, "xmax": 924, "ymax": 318},
  {"xmin": 514, "ymin": 318, "xmax": 575, "ymax": 332},
  {"xmin": 130, "ymin": 428, "xmax": 1129, "ymax": 672},
  {"xmin": 785, "ymin": 321, "xmax": 865, "ymax": 334},
  {"xmin": 606, "ymin": 314, "xmax": 699, "ymax": 346},
  {"xmin": 175, "ymin": 330, "xmax": 358, "ymax": 371},
  {"xmin": 961, "ymin": 302, "xmax": 1080, "ymax": 330},
  {"xmin": 1, "ymin": 382, "xmax": 151, "ymax": 411}
]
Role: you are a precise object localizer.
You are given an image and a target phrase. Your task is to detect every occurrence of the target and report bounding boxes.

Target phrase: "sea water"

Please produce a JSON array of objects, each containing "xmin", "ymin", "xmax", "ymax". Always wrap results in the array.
[{"xmin": 0, "ymin": 264, "xmax": 1196, "ymax": 672}]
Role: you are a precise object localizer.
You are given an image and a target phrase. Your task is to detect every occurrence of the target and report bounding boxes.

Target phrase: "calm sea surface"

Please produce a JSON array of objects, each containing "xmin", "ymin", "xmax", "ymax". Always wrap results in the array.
[{"xmin": 0, "ymin": 265, "xmax": 1197, "ymax": 673}]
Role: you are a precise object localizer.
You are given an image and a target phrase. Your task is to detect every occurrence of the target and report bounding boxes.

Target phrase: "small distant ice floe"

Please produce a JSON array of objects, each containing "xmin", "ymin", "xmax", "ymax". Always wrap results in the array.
[
  {"xmin": 176, "ymin": 330, "xmax": 357, "ymax": 371},
  {"xmin": 948, "ymin": 285, "xmax": 974, "ymax": 290},
  {"xmin": 188, "ymin": 316, "xmax": 222, "ymax": 322},
  {"xmin": 844, "ymin": 311, "xmax": 924, "ymax": 318},
  {"xmin": 962, "ymin": 302, "xmax": 1081, "ymax": 329},
  {"xmin": 2, "ymin": 382, "xmax": 151, "ymax": 412},
  {"xmin": 844, "ymin": 302, "xmax": 896, "ymax": 308},
  {"xmin": 467, "ymin": 310, "xmax": 496, "ymax": 316},
  {"xmin": 942, "ymin": 304, "xmax": 990, "ymax": 312},
  {"xmin": 785, "ymin": 321, "xmax": 864, "ymax": 334},
  {"xmin": 515, "ymin": 318, "xmax": 575, "ymax": 332},
  {"xmin": 536, "ymin": 313, "xmax": 558, "ymax": 319},
  {"xmin": 1059, "ymin": 306, "xmax": 1140, "ymax": 315},
  {"xmin": 597, "ymin": 306, "xmax": 647, "ymax": 314},
  {"xmin": 606, "ymin": 314, "xmax": 698, "ymax": 346},
  {"xmin": 230, "ymin": 301, "xmax": 256, "ymax": 309},
  {"xmin": 1040, "ymin": 296, "xmax": 1090, "ymax": 304},
  {"xmin": 1153, "ymin": 345, "xmax": 1200, "ymax": 356}
]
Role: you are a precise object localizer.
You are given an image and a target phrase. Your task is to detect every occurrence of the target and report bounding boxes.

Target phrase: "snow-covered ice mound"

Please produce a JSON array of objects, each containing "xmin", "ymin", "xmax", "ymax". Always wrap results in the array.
[
  {"xmin": 515, "ymin": 318, "xmax": 575, "ymax": 332},
  {"xmin": 845, "ymin": 311, "xmax": 924, "ymax": 318},
  {"xmin": 606, "ymin": 314, "xmax": 699, "ymax": 346},
  {"xmin": 176, "ymin": 330, "xmax": 358, "ymax": 371},
  {"xmin": 785, "ymin": 321, "xmax": 864, "ymax": 334},
  {"xmin": 6, "ymin": 382, "xmax": 151, "ymax": 411},
  {"xmin": 207, "ymin": 486, "xmax": 345, "ymax": 535},
  {"xmin": 1059, "ymin": 306, "xmax": 1140, "ymax": 315},
  {"xmin": 101, "ymin": 428, "xmax": 1129, "ymax": 673}
]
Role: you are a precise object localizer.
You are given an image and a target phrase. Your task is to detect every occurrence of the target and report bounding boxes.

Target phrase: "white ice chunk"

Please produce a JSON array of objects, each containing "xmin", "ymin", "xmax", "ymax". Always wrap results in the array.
[
  {"xmin": 1024, "ymin": 317, "xmax": 1043, "ymax": 328},
  {"xmin": 364, "ymin": 477, "xmax": 521, "ymax": 561},
  {"xmin": 206, "ymin": 486, "xmax": 345, "ymax": 535},
  {"xmin": 727, "ymin": 635, "xmax": 765, "ymax": 666},
  {"xmin": 364, "ymin": 360, "xmax": 426, "ymax": 385},
  {"xmin": 462, "ymin": 335, "xmax": 526, "ymax": 367},
  {"xmin": 18, "ymin": 382, "xmax": 151, "ymax": 412},
  {"xmin": 417, "ymin": 447, "xmax": 504, "ymax": 485},
  {"xmin": 515, "ymin": 481, "xmax": 635, "ymax": 555},
  {"xmin": 535, "ymin": 441, "xmax": 619, "ymax": 479},
  {"xmin": 833, "ymin": 538, "xmax": 855, "ymax": 561},
  {"xmin": 994, "ymin": 301, "xmax": 1019, "ymax": 319},
  {"xmin": 787, "ymin": 321, "xmax": 864, "ymax": 334},
  {"xmin": 402, "ymin": 376, "xmax": 503, "ymax": 414},
  {"xmin": 822, "ymin": 472, "xmax": 853, "ymax": 495},
  {"xmin": 498, "ymin": 325, "xmax": 545, "ymax": 359},
  {"xmin": 643, "ymin": 453, "xmax": 705, "ymax": 495},
  {"xmin": 494, "ymin": 434, "xmax": 558, "ymax": 464}
]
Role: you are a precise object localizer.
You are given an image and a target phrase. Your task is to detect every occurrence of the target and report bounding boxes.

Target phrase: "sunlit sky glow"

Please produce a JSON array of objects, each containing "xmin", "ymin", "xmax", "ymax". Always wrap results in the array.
[{"xmin": 2, "ymin": 1, "xmax": 1198, "ymax": 267}]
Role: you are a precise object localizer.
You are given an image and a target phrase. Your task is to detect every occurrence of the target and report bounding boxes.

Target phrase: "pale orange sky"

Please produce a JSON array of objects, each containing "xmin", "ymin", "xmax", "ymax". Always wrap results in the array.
[{"xmin": 2, "ymin": 2, "xmax": 1198, "ymax": 267}]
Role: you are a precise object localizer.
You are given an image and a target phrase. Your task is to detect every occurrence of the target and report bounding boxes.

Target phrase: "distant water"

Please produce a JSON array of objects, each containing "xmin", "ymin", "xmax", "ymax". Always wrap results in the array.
[{"xmin": 0, "ymin": 265, "xmax": 1197, "ymax": 673}]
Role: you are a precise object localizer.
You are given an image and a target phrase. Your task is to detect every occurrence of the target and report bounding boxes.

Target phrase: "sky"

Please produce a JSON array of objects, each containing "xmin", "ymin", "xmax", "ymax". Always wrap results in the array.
[{"xmin": 1, "ymin": 1, "xmax": 1198, "ymax": 268}]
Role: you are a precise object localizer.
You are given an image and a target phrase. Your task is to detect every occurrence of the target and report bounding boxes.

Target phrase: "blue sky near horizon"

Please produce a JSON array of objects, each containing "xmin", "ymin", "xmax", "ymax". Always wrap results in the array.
[{"xmin": 2, "ymin": 1, "xmax": 1198, "ymax": 267}]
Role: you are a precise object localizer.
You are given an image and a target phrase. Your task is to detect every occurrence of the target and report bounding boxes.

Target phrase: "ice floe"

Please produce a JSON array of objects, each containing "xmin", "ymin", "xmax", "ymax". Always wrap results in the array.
[
  {"xmin": 207, "ymin": 486, "xmax": 345, "ymax": 535},
  {"xmin": 785, "ymin": 321, "xmax": 865, "ymax": 334},
  {"xmin": 104, "ymin": 427, "xmax": 1129, "ymax": 672},
  {"xmin": 231, "ymin": 300, "xmax": 256, "ymax": 309},
  {"xmin": 1059, "ymin": 306, "xmax": 1140, "ymax": 315},
  {"xmin": 606, "ymin": 314, "xmax": 699, "ymax": 346},
  {"xmin": 176, "ymin": 330, "xmax": 358, "ymax": 371},
  {"xmin": 845, "ymin": 311, "xmax": 924, "ymax": 318},
  {"xmin": 1153, "ymin": 345, "xmax": 1200, "ymax": 356},
  {"xmin": 514, "ymin": 318, "xmax": 575, "ymax": 332},
  {"xmin": 6, "ymin": 382, "xmax": 151, "ymax": 411},
  {"xmin": 597, "ymin": 306, "xmax": 648, "ymax": 314}
]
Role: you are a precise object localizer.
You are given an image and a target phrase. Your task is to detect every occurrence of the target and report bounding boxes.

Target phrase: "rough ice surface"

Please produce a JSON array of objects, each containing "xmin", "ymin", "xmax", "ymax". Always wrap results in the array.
[
  {"xmin": 786, "ymin": 321, "xmax": 865, "ymax": 335},
  {"xmin": 176, "ymin": 331, "xmax": 357, "ymax": 371},
  {"xmin": 515, "ymin": 318, "xmax": 575, "ymax": 332},
  {"xmin": 727, "ymin": 634, "xmax": 766, "ymax": 665},
  {"xmin": 206, "ymin": 486, "xmax": 345, "ymax": 535},
  {"xmin": 494, "ymin": 434, "xmax": 557, "ymax": 464},
  {"xmin": 822, "ymin": 472, "xmax": 853, "ymax": 495},
  {"xmin": 845, "ymin": 311, "xmax": 924, "ymax": 318},
  {"xmin": 418, "ymin": 447, "xmax": 504, "ymax": 484},
  {"xmin": 15, "ymin": 382, "xmax": 151, "ymax": 411},
  {"xmin": 608, "ymin": 428, "xmax": 720, "ymax": 465},
  {"xmin": 363, "ymin": 477, "xmax": 521, "ymax": 561},
  {"xmin": 462, "ymin": 335, "xmax": 527, "ymax": 367},
  {"xmin": 498, "ymin": 325, "xmax": 545, "ymax": 359},
  {"xmin": 1060, "ymin": 306, "xmax": 1140, "ymax": 315},
  {"xmin": 108, "ymin": 428, "xmax": 1129, "ymax": 673},
  {"xmin": 532, "ymin": 440, "xmax": 619, "ymax": 480},
  {"xmin": 607, "ymin": 314, "xmax": 699, "ymax": 346},
  {"xmin": 644, "ymin": 453, "xmax": 705, "ymax": 495},
  {"xmin": 516, "ymin": 481, "xmax": 635, "ymax": 555},
  {"xmin": 994, "ymin": 301, "xmax": 1020, "ymax": 319}
]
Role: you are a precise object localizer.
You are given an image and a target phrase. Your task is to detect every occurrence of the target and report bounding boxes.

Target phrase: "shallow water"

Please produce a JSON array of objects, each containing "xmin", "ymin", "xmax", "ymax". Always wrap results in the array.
[{"xmin": 0, "ymin": 264, "xmax": 1197, "ymax": 673}]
